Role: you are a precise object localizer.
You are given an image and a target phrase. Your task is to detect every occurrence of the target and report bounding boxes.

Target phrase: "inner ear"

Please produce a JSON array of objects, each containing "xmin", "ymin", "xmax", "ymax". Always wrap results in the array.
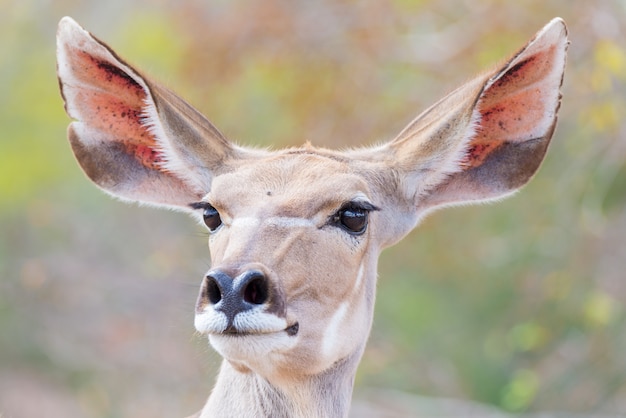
[
  {"xmin": 56, "ymin": 17, "xmax": 239, "ymax": 209},
  {"xmin": 61, "ymin": 47, "xmax": 165, "ymax": 171},
  {"xmin": 463, "ymin": 44, "xmax": 563, "ymax": 171}
]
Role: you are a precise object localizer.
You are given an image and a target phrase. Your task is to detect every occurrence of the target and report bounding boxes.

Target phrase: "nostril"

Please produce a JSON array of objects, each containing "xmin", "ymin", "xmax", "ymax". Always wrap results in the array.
[
  {"xmin": 243, "ymin": 276, "xmax": 268, "ymax": 305},
  {"xmin": 206, "ymin": 276, "xmax": 222, "ymax": 304}
]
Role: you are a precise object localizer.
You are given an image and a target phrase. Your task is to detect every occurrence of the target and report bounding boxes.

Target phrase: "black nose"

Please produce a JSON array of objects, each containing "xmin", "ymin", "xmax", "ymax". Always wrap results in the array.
[{"xmin": 199, "ymin": 269, "xmax": 270, "ymax": 328}]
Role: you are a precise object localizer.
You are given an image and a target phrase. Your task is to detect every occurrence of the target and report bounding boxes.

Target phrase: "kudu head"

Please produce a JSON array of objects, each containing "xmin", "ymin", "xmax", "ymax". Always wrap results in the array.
[{"xmin": 57, "ymin": 15, "xmax": 567, "ymax": 406}]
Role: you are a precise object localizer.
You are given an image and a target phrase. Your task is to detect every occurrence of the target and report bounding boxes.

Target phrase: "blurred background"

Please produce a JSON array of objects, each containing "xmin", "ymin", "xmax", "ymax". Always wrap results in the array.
[{"xmin": 1, "ymin": 0, "xmax": 625, "ymax": 416}]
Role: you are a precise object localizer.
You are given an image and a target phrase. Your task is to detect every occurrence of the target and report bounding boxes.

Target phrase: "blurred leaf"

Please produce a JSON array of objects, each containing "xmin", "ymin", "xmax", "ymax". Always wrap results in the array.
[
  {"xmin": 583, "ymin": 291, "xmax": 618, "ymax": 329},
  {"xmin": 501, "ymin": 369, "xmax": 540, "ymax": 412},
  {"xmin": 507, "ymin": 322, "xmax": 550, "ymax": 353},
  {"xmin": 594, "ymin": 40, "xmax": 626, "ymax": 80}
]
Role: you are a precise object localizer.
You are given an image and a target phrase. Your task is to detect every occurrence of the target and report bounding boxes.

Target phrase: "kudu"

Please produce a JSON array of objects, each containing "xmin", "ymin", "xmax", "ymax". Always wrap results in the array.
[{"xmin": 57, "ymin": 16, "xmax": 568, "ymax": 417}]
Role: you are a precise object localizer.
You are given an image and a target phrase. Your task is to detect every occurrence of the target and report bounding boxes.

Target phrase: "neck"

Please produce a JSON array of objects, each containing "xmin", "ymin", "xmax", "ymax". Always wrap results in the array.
[{"xmin": 199, "ymin": 351, "xmax": 362, "ymax": 418}]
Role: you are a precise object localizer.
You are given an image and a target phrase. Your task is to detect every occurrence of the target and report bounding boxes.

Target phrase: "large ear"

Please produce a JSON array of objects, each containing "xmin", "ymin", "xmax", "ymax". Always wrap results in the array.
[
  {"xmin": 373, "ymin": 18, "xmax": 568, "ymax": 211},
  {"xmin": 56, "ymin": 17, "xmax": 237, "ymax": 210}
]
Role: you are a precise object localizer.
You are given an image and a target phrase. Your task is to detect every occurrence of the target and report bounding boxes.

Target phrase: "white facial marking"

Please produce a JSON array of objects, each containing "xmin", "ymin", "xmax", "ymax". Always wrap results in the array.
[
  {"xmin": 194, "ymin": 308, "xmax": 228, "ymax": 334},
  {"xmin": 231, "ymin": 217, "xmax": 261, "ymax": 229},
  {"xmin": 266, "ymin": 216, "xmax": 316, "ymax": 228},
  {"xmin": 233, "ymin": 307, "xmax": 289, "ymax": 334},
  {"xmin": 230, "ymin": 216, "xmax": 315, "ymax": 229},
  {"xmin": 321, "ymin": 302, "xmax": 349, "ymax": 358},
  {"xmin": 353, "ymin": 262, "xmax": 365, "ymax": 292},
  {"xmin": 195, "ymin": 305, "xmax": 288, "ymax": 335}
]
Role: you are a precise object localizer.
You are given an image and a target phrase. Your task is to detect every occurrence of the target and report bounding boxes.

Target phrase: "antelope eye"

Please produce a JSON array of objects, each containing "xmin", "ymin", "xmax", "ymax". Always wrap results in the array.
[
  {"xmin": 335, "ymin": 205, "xmax": 369, "ymax": 235},
  {"xmin": 202, "ymin": 205, "xmax": 222, "ymax": 231}
]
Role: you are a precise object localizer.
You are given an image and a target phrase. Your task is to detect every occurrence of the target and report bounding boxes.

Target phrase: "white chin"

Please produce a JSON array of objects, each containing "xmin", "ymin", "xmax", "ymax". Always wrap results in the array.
[{"xmin": 209, "ymin": 332, "xmax": 298, "ymax": 364}]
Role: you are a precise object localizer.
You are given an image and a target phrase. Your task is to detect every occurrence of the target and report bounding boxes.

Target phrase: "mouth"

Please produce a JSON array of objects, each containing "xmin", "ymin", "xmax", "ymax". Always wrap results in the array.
[
  {"xmin": 218, "ymin": 322, "xmax": 299, "ymax": 337},
  {"xmin": 207, "ymin": 320, "xmax": 300, "ymax": 363}
]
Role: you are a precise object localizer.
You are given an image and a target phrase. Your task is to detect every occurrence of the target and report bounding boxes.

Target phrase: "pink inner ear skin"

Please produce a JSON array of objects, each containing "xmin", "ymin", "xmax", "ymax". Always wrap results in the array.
[
  {"xmin": 72, "ymin": 50, "xmax": 146, "ymax": 103},
  {"xmin": 128, "ymin": 143, "xmax": 166, "ymax": 170},
  {"xmin": 67, "ymin": 48, "xmax": 166, "ymax": 171},
  {"xmin": 479, "ymin": 88, "xmax": 546, "ymax": 140},
  {"xmin": 483, "ymin": 47, "xmax": 555, "ymax": 104},
  {"xmin": 461, "ymin": 46, "xmax": 557, "ymax": 170},
  {"xmin": 461, "ymin": 142, "xmax": 498, "ymax": 168},
  {"xmin": 78, "ymin": 91, "xmax": 146, "ymax": 138}
]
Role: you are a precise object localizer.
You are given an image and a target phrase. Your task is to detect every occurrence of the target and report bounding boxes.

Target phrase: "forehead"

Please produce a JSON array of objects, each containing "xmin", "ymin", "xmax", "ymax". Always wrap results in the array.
[{"xmin": 209, "ymin": 152, "xmax": 370, "ymax": 216}]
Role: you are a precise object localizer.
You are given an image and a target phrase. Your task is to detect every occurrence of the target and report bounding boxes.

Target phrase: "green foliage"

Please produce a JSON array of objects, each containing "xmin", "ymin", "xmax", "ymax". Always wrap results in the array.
[
  {"xmin": 0, "ymin": 11, "xmax": 73, "ymax": 213},
  {"xmin": 113, "ymin": 12, "xmax": 187, "ymax": 78}
]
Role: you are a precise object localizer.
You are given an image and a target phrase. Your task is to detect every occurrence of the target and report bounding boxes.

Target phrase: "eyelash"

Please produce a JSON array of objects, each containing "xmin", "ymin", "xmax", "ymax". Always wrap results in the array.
[
  {"xmin": 331, "ymin": 202, "xmax": 379, "ymax": 235},
  {"xmin": 190, "ymin": 202, "xmax": 223, "ymax": 232}
]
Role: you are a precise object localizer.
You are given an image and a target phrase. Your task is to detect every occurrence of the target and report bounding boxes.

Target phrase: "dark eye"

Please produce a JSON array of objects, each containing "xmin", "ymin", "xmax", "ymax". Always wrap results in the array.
[
  {"xmin": 202, "ymin": 205, "xmax": 222, "ymax": 231},
  {"xmin": 334, "ymin": 205, "xmax": 370, "ymax": 235}
]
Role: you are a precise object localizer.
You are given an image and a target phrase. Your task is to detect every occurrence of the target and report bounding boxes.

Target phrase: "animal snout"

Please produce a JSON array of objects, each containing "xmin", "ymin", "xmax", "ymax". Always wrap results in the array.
[{"xmin": 197, "ymin": 268, "xmax": 282, "ymax": 330}]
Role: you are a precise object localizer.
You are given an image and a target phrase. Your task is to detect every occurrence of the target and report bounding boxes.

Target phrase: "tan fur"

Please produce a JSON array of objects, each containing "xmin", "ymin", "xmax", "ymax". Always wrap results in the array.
[{"xmin": 57, "ymin": 17, "xmax": 568, "ymax": 418}]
